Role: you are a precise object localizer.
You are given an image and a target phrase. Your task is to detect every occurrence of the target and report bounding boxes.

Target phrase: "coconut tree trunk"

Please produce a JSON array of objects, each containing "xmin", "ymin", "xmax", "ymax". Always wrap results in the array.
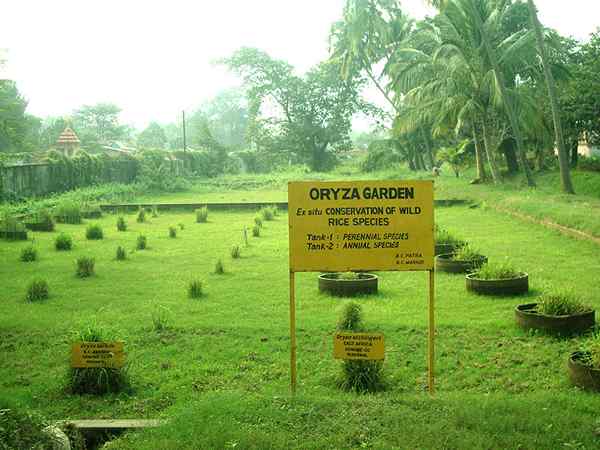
[
  {"xmin": 472, "ymin": 123, "xmax": 487, "ymax": 181},
  {"xmin": 527, "ymin": 0, "xmax": 575, "ymax": 194},
  {"xmin": 469, "ymin": 0, "xmax": 536, "ymax": 187},
  {"xmin": 481, "ymin": 117, "xmax": 501, "ymax": 184}
]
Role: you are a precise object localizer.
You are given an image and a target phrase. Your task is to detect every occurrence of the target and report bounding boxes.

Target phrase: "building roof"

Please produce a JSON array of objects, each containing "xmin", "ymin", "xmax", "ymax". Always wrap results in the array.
[{"xmin": 56, "ymin": 127, "xmax": 80, "ymax": 146}]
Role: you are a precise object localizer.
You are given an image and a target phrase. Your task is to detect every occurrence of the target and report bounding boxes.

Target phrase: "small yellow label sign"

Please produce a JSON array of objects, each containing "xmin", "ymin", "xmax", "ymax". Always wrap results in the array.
[
  {"xmin": 71, "ymin": 342, "xmax": 125, "ymax": 368},
  {"xmin": 288, "ymin": 180, "xmax": 434, "ymax": 272},
  {"xmin": 333, "ymin": 332, "xmax": 385, "ymax": 360}
]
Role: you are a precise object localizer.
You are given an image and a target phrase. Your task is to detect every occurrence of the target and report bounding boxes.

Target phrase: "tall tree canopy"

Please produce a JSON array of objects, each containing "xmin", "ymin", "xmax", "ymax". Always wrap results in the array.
[
  {"xmin": 0, "ymin": 81, "xmax": 30, "ymax": 152},
  {"xmin": 73, "ymin": 103, "xmax": 130, "ymax": 149},
  {"xmin": 222, "ymin": 47, "xmax": 369, "ymax": 171},
  {"xmin": 137, "ymin": 121, "xmax": 167, "ymax": 149}
]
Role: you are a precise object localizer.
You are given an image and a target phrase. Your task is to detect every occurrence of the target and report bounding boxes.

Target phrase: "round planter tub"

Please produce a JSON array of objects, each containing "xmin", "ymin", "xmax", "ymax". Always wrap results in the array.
[
  {"xmin": 515, "ymin": 303, "xmax": 595, "ymax": 335},
  {"xmin": 435, "ymin": 253, "xmax": 487, "ymax": 274},
  {"xmin": 318, "ymin": 273, "xmax": 378, "ymax": 297},
  {"xmin": 568, "ymin": 351, "xmax": 600, "ymax": 391},
  {"xmin": 466, "ymin": 272, "xmax": 529, "ymax": 296}
]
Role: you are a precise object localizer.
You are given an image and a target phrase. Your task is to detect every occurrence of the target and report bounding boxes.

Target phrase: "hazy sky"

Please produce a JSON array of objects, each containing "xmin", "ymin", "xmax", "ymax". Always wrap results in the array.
[{"xmin": 1, "ymin": 0, "xmax": 599, "ymax": 130}]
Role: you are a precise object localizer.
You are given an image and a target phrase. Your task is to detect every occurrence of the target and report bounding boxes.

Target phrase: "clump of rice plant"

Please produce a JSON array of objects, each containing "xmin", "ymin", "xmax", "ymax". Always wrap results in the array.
[
  {"xmin": 188, "ymin": 279, "xmax": 203, "ymax": 299},
  {"xmin": 30, "ymin": 208, "xmax": 55, "ymax": 231},
  {"xmin": 254, "ymin": 216, "xmax": 263, "ymax": 228},
  {"xmin": 178, "ymin": 223, "xmax": 185, "ymax": 230},
  {"xmin": 169, "ymin": 226, "xmax": 177, "ymax": 238},
  {"xmin": 195, "ymin": 206, "xmax": 208, "ymax": 223},
  {"xmin": 151, "ymin": 304, "xmax": 171, "ymax": 331},
  {"xmin": 252, "ymin": 225, "xmax": 261, "ymax": 237},
  {"xmin": 336, "ymin": 302, "xmax": 386, "ymax": 393},
  {"xmin": 136, "ymin": 207, "xmax": 146, "ymax": 223},
  {"xmin": 136, "ymin": 235, "xmax": 147, "ymax": 250},
  {"xmin": 55, "ymin": 233, "xmax": 73, "ymax": 251},
  {"xmin": 151, "ymin": 206, "xmax": 159, "ymax": 218},
  {"xmin": 66, "ymin": 324, "xmax": 130, "ymax": 395},
  {"xmin": 214, "ymin": 259, "xmax": 225, "ymax": 274},
  {"xmin": 20, "ymin": 245, "xmax": 38, "ymax": 262},
  {"xmin": 435, "ymin": 226, "xmax": 465, "ymax": 247},
  {"xmin": 76, "ymin": 257, "xmax": 95, "ymax": 278},
  {"xmin": 452, "ymin": 244, "xmax": 483, "ymax": 262},
  {"xmin": 26, "ymin": 279, "xmax": 49, "ymax": 302},
  {"xmin": 581, "ymin": 334, "xmax": 600, "ymax": 369},
  {"xmin": 231, "ymin": 245, "xmax": 241, "ymax": 259},
  {"xmin": 55, "ymin": 200, "xmax": 82, "ymax": 224},
  {"xmin": 260, "ymin": 206, "xmax": 275, "ymax": 221},
  {"xmin": 116, "ymin": 246, "xmax": 127, "ymax": 261},
  {"xmin": 116, "ymin": 216, "xmax": 127, "ymax": 231},
  {"xmin": 85, "ymin": 224, "xmax": 104, "ymax": 240},
  {"xmin": 473, "ymin": 261, "xmax": 522, "ymax": 280},
  {"xmin": 536, "ymin": 293, "xmax": 591, "ymax": 316},
  {"xmin": 338, "ymin": 272, "xmax": 359, "ymax": 280}
]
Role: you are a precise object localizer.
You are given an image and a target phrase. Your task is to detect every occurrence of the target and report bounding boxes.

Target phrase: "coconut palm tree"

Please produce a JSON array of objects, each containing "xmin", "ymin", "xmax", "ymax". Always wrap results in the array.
[
  {"xmin": 526, "ymin": 0, "xmax": 574, "ymax": 193},
  {"xmin": 425, "ymin": 0, "xmax": 536, "ymax": 187}
]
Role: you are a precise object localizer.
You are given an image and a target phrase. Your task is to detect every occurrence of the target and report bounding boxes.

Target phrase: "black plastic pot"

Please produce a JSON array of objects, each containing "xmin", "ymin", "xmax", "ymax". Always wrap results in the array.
[
  {"xmin": 0, "ymin": 230, "xmax": 28, "ymax": 240},
  {"xmin": 318, "ymin": 273, "xmax": 378, "ymax": 297},
  {"xmin": 568, "ymin": 351, "xmax": 600, "ymax": 391},
  {"xmin": 435, "ymin": 253, "xmax": 487, "ymax": 274},
  {"xmin": 25, "ymin": 222, "xmax": 54, "ymax": 232},
  {"xmin": 515, "ymin": 303, "xmax": 595, "ymax": 335},
  {"xmin": 466, "ymin": 272, "xmax": 529, "ymax": 296}
]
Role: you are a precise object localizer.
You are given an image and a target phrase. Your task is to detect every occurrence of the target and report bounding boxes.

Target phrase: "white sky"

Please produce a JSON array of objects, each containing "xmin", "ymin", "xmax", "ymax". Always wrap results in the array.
[{"xmin": 1, "ymin": 0, "xmax": 599, "ymax": 130}]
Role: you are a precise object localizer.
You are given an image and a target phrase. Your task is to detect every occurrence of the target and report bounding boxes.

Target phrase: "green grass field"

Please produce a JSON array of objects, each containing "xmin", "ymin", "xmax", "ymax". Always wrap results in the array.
[{"xmin": 2, "ymin": 189, "xmax": 600, "ymax": 448}]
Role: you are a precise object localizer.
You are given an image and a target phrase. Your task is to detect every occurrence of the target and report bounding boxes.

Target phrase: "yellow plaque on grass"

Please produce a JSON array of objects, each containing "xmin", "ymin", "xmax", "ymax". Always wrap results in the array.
[
  {"xmin": 71, "ymin": 342, "xmax": 125, "ymax": 368},
  {"xmin": 288, "ymin": 180, "xmax": 434, "ymax": 272},
  {"xmin": 333, "ymin": 332, "xmax": 385, "ymax": 360}
]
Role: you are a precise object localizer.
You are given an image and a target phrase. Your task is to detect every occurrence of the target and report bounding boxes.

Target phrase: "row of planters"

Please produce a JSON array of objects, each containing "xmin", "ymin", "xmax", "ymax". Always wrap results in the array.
[{"xmin": 435, "ymin": 225, "xmax": 600, "ymax": 392}]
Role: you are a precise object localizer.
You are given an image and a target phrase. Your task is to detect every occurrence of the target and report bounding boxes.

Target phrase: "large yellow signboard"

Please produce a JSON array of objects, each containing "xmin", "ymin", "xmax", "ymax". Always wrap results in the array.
[
  {"xmin": 333, "ymin": 332, "xmax": 385, "ymax": 360},
  {"xmin": 288, "ymin": 180, "xmax": 434, "ymax": 272},
  {"xmin": 71, "ymin": 342, "xmax": 125, "ymax": 368}
]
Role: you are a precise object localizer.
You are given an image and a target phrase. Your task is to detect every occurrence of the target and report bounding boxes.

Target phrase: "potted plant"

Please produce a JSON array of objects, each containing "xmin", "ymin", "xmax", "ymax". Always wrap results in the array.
[
  {"xmin": 0, "ymin": 211, "xmax": 28, "ymax": 240},
  {"xmin": 568, "ymin": 335, "xmax": 600, "ymax": 391},
  {"xmin": 25, "ymin": 208, "xmax": 55, "ymax": 232},
  {"xmin": 435, "ymin": 245, "xmax": 487, "ymax": 274},
  {"xmin": 319, "ymin": 272, "xmax": 378, "ymax": 297},
  {"xmin": 466, "ymin": 261, "xmax": 528, "ymax": 296},
  {"xmin": 82, "ymin": 204, "xmax": 103, "ymax": 219},
  {"xmin": 435, "ymin": 226, "xmax": 466, "ymax": 256},
  {"xmin": 515, "ymin": 293, "xmax": 595, "ymax": 335}
]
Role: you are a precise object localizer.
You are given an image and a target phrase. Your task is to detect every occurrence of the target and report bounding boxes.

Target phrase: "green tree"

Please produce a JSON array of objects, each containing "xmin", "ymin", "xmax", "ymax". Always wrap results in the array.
[
  {"xmin": 223, "ymin": 48, "xmax": 368, "ymax": 171},
  {"xmin": 73, "ymin": 103, "xmax": 129, "ymax": 147},
  {"xmin": 0, "ymin": 80, "xmax": 28, "ymax": 152},
  {"xmin": 137, "ymin": 121, "xmax": 167, "ymax": 149}
]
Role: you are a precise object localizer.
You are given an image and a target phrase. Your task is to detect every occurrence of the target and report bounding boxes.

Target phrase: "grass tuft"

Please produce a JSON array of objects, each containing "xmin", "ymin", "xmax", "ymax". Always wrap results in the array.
[
  {"xmin": 136, "ymin": 207, "xmax": 146, "ymax": 223},
  {"xmin": 136, "ymin": 235, "xmax": 147, "ymax": 250},
  {"xmin": 117, "ymin": 216, "xmax": 127, "ymax": 231},
  {"xmin": 195, "ymin": 206, "xmax": 208, "ymax": 223},
  {"xmin": 231, "ymin": 245, "xmax": 241, "ymax": 259},
  {"xmin": 254, "ymin": 216, "xmax": 263, "ymax": 228},
  {"xmin": 169, "ymin": 226, "xmax": 177, "ymax": 238},
  {"xmin": 536, "ymin": 293, "xmax": 591, "ymax": 316},
  {"xmin": 214, "ymin": 259, "xmax": 225, "ymax": 275},
  {"xmin": 20, "ymin": 245, "xmax": 38, "ymax": 262},
  {"xmin": 452, "ymin": 244, "xmax": 483, "ymax": 261},
  {"xmin": 473, "ymin": 261, "xmax": 522, "ymax": 280},
  {"xmin": 116, "ymin": 246, "xmax": 127, "ymax": 261},
  {"xmin": 151, "ymin": 304, "xmax": 171, "ymax": 331},
  {"xmin": 55, "ymin": 233, "xmax": 73, "ymax": 251},
  {"xmin": 26, "ymin": 279, "xmax": 49, "ymax": 302},
  {"xmin": 85, "ymin": 224, "xmax": 104, "ymax": 240},
  {"xmin": 188, "ymin": 279, "xmax": 203, "ymax": 299},
  {"xmin": 252, "ymin": 225, "xmax": 260, "ymax": 237},
  {"xmin": 76, "ymin": 257, "xmax": 95, "ymax": 278}
]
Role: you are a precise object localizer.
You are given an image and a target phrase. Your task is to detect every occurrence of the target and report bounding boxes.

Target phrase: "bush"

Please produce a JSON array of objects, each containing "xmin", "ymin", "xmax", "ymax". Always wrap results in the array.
[
  {"xmin": 214, "ymin": 259, "xmax": 225, "ymax": 274},
  {"xmin": 20, "ymin": 245, "xmax": 37, "ymax": 262},
  {"xmin": 137, "ymin": 207, "xmax": 146, "ymax": 223},
  {"xmin": 169, "ymin": 226, "xmax": 177, "ymax": 238},
  {"xmin": 55, "ymin": 233, "xmax": 73, "ymax": 251},
  {"xmin": 474, "ymin": 261, "xmax": 522, "ymax": 280},
  {"xmin": 136, "ymin": 235, "xmax": 147, "ymax": 250},
  {"xmin": 26, "ymin": 279, "xmax": 49, "ymax": 302},
  {"xmin": 0, "ymin": 407, "xmax": 55, "ymax": 449},
  {"xmin": 76, "ymin": 257, "xmax": 95, "ymax": 278},
  {"xmin": 151, "ymin": 205, "xmax": 159, "ymax": 218},
  {"xmin": 195, "ymin": 206, "xmax": 208, "ymax": 223},
  {"xmin": 55, "ymin": 200, "xmax": 82, "ymax": 224},
  {"xmin": 578, "ymin": 155, "xmax": 600, "ymax": 172},
  {"xmin": 254, "ymin": 216, "xmax": 263, "ymax": 228},
  {"xmin": 67, "ymin": 324, "xmax": 130, "ymax": 395},
  {"xmin": 252, "ymin": 225, "xmax": 261, "ymax": 237},
  {"xmin": 116, "ymin": 246, "xmax": 127, "ymax": 261},
  {"xmin": 86, "ymin": 223, "xmax": 104, "ymax": 240},
  {"xmin": 537, "ymin": 293, "xmax": 591, "ymax": 316},
  {"xmin": 117, "ymin": 216, "xmax": 127, "ymax": 231},
  {"xmin": 178, "ymin": 223, "xmax": 185, "ymax": 230},
  {"xmin": 336, "ymin": 303, "xmax": 386, "ymax": 393},
  {"xmin": 188, "ymin": 279, "xmax": 203, "ymax": 299},
  {"xmin": 231, "ymin": 245, "xmax": 241, "ymax": 259}
]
